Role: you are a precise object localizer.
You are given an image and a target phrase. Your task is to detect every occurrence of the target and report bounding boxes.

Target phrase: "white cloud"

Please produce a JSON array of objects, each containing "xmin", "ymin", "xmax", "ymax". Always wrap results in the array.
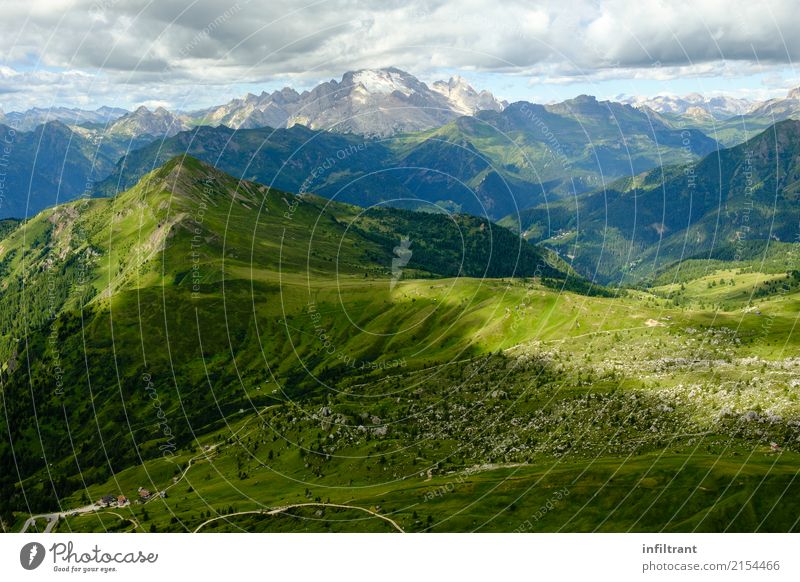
[{"xmin": 0, "ymin": 0, "xmax": 798, "ymax": 110}]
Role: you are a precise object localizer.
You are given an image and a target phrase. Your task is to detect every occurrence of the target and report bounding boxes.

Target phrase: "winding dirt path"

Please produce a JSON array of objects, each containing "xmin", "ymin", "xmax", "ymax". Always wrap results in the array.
[{"xmin": 192, "ymin": 502, "xmax": 405, "ymax": 533}]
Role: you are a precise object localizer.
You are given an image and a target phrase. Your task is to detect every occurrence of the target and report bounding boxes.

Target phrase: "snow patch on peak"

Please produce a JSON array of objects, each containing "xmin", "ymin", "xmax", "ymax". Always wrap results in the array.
[{"xmin": 351, "ymin": 69, "xmax": 414, "ymax": 96}]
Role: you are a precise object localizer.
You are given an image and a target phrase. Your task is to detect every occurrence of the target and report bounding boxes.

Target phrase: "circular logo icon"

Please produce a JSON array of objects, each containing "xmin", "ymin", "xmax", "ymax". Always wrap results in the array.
[{"xmin": 20, "ymin": 542, "xmax": 46, "ymax": 570}]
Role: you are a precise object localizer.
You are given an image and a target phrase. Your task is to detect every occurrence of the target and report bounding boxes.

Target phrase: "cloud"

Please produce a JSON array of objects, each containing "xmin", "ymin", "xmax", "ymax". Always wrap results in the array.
[
  {"xmin": 578, "ymin": 0, "xmax": 800, "ymax": 68},
  {"xmin": 0, "ymin": 0, "xmax": 798, "ymax": 110}
]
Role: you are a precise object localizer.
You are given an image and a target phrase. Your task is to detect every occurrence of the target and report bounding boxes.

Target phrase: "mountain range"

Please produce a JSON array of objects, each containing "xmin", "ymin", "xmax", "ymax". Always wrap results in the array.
[
  {"xmin": 4, "ymin": 54, "xmax": 800, "ymax": 534},
  {"xmin": 641, "ymin": 86, "xmax": 800, "ymax": 146},
  {"xmin": 502, "ymin": 118, "xmax": 800, "ymax": 283},
  {"xmin": 191, "ymin": 68, "xmax": 506, "ymax": 136},
  {"xmin": 100, "ymin": 105, "xmax": 191, "ymax": 139},
  {"xmin": 622, "ymin": 93, "xmax": 755, "ymax": 120},
  {"xmin": 0, "ymin": 106, "xmax": 128, "ymax": 132},
  {"xmin": 2, "ymin": 67, "xmax": 800, "ymax": 233},
  {"xmin": 5, "ymin": 69, "xmax": 800, "ymax": 145},
  {"xmin": 0, "ymin": 121, "xmax": 119, "ymax": 218},
  {"xmin": 91, "ymin": 96, "xmax": 717, "ymax": 221}
]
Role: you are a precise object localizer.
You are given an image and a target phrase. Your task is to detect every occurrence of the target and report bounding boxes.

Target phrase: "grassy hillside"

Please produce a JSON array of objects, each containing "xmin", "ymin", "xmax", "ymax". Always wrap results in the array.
[
  {"xmin": 2, "ymin": 156, "xmax": 799, "ymax": 533},
  {"xmin": 12, "ymin": 263, "xmax": 800, "ymax": 533},
  {"xmin": 0, "ymin": 155, "xmax": 570, "ymax": 518},
  {"xmin": 504, "ymin": 120, "xmax": 800, "ymax": 284}
]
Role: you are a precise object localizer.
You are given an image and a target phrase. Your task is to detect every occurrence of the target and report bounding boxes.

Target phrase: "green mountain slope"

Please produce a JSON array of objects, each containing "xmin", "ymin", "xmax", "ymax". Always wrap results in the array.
[
  {"xmin": 504, "ymin": 119, "xmax": 800, "ymax": 284},
  {"xmin": 0, "ymin": 121, "xmax": 120, "ymax": 219},
  {"xmin": 0, "ymin": 155, "xmax": 572, "ymax": 515},
  {"xmin": 3, "ymin": 156, "xmax": 800, "ymax": 534},
  {"xmin": 395, "ymin": 98, "xmax": 717, "ymax": 197}
]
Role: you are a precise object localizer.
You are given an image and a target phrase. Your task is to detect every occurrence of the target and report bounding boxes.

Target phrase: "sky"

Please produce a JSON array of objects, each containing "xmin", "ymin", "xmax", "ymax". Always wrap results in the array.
[{"xmin": 1, "ymin": 0, "xmax": 800, "ymax": 112}]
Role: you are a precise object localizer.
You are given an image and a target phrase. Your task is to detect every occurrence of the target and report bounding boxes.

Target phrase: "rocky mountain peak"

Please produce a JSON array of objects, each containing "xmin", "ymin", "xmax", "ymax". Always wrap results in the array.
[{"xmin": 189, "ymin": 67, "xmax": 505, "ymax": 136}]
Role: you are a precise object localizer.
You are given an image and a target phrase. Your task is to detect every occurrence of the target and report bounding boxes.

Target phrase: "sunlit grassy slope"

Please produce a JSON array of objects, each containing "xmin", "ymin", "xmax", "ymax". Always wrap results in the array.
[{"xmin": 2, "ymin": 156, "xmax": 799, "ymax": 532}]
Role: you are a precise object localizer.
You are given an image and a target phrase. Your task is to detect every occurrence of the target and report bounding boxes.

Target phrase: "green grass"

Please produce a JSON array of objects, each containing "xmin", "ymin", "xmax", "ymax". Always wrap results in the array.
[
  {"xmin": 46, "ymin": 445, "xmax": 800, "ymax": 533},
  {"xmin": 3, "ymin": 156, "xmax": 800, "ymax": 533}
]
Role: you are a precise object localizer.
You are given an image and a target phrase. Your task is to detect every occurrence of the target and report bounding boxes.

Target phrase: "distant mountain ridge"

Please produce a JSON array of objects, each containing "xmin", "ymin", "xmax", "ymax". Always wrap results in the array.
[
  {"xmin": 7, "ymin": 72, "xmax": 800, "ymax": 147},
  {"xmin": 622, "ymin": 93, "xmax": 755, "ymax": 120},
  {"xmin": 190, "ymin": 67, "xmax": 505, "ymax": 136},
  {"xmin": 631, "ymin": 86, "xmax": 800, "ymax": 146},
  {"xmin": 504, "ymin": 119, "xmax": 800, "ymax": 283},
  {"xmin": 104, "ymin": 105, "xmax": 191, "ymax": 138},
  {"xmin": 0, "ymin": 106, "xmax": 128, "ymax": 131}
]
